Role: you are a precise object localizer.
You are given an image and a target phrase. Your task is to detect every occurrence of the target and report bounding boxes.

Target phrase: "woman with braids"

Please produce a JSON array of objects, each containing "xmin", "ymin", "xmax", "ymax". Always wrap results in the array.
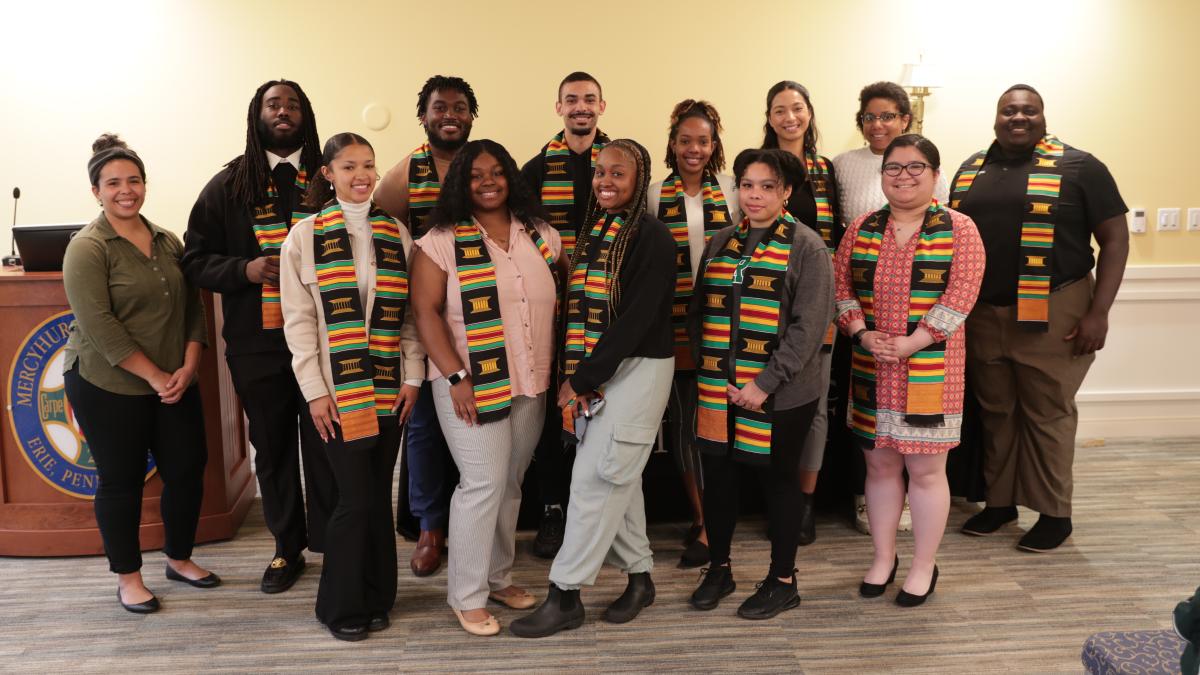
[
  {"xmin": 510, "ymin": 139, "xmax": 676, "ymax": 638},
  {"xmin": 686, "ymin": 148, "xmax": 832, "ymax": 620},
  {"xmin": 63, "ymin": 134, "xmax": 217, "ymax": 614},
  {"xmin": 645, "ymin": 99, "xmax": 741, "ymax": 569},
  {"xmin": 279, "ymin": 133, "xmax": 424, "ymax": 641},
  {"xmin": 761, "ymin": 80, "xmax": 842, "ymax": 545},
  {"xmin": 408, "ymin": 139, "xmax": 564, "ymax": 636},
  {"xmin": 833, "ymin": 134, "xmax": 983, "ymax": 607}
]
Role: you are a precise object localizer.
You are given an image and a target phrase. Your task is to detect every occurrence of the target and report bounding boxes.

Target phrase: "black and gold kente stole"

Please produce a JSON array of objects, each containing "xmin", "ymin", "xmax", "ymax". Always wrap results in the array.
[
  {"xmin": 539, "ymin": 130, "xmax": 609, "ymax": 258},
  {"xmin": 847, "ymin": 202, "xmax": 953, "ymax": 444},
  {"xmin": 950, "ymin": 135, "xmax": 1065, "ymax": 331},
  {"xmin": 313, "ymin": 200, "xmax": 410, "ymax": 444},
  {"xmin": 407, "ymin": 143, "xmax": 439, "ymax": 237},
  {"xmin": 251, "ymin": 168, "xmax": 312, "ymax": 329},
  {"xmin": 452, "ymin": 220, "xmax": 559, "ymax": 424},
  {"xmin": 657, "ymin": 172, "xmax": 732, "ymax": 371},
  {"xmin": 805, "ymin": 152, "xmax": 838, "ymax": 351},
  {"xmin": 695, "ymin": 212, "xmax": 793, "ymax": 465}
]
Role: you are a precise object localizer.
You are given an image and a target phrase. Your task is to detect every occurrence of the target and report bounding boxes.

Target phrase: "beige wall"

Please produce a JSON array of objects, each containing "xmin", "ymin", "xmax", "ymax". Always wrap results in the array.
[{"xmin": 2, "ymin": 0, "xmax": 1196, "ymax": 264}]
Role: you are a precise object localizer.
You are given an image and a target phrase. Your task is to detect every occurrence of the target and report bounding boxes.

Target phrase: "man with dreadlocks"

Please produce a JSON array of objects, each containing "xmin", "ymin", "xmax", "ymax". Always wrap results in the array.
[
  {"xmin": 182, "ymin": 79, "xmax": 333, "ymax": 594},
  {"xmin": 518, "ymin": 71, "xmax": 610, "ymax": 560},
  {"xmin": 511, "ymin": 139, "xmax": 676, "ymax": 638},
  {"xmin": 376, "ymin": 75, "xmax": 478, "ymax": 577}
]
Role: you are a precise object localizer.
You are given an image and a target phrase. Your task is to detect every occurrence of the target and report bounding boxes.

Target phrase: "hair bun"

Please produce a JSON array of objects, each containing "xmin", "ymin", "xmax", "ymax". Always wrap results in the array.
[{"xmin": 92, "ymin": 133, "xmax": 128, "ymax": 154}]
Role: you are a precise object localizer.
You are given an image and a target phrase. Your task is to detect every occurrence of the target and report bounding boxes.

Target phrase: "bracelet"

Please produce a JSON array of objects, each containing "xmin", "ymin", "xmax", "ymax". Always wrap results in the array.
[{"xmin": 852, "ymin": 328, "xmax": 868, "ymax": 345}]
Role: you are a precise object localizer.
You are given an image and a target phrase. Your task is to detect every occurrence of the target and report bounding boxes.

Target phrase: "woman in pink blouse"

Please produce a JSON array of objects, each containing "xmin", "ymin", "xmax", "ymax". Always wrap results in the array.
[
  {"xmin": 410, "ymin": 139, "xmax": 566, "ymax": 636},
  {"xmin": 833, "ymin": 134, "xmax": 984, "ymax": 607}
]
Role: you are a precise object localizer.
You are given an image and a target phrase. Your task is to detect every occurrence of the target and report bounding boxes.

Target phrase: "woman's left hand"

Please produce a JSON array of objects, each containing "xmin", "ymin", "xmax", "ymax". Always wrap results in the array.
[
  {"xmin": 891, "ymin": 334, "xmax": 923, "ymax": 360},
  {"xmin": 727, "ymin": 381, "xmax": 769, "ymax": 412},
  {"xmin": 392, "ymin": 383, "xmax": 420, "ymax": 424},
  {"xmin": 557, "ymin": 380, "xmax": 577, "ymax": 408},
  {"xmin": 160, "ymin": 365, "xmax": 197, "ymax": 405}
]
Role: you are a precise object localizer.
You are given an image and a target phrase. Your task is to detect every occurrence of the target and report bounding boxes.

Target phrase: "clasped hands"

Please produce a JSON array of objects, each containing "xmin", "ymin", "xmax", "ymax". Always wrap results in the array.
[{"xmin": 860, "ymin": 331, "xmax": 923, "ymax": 364}]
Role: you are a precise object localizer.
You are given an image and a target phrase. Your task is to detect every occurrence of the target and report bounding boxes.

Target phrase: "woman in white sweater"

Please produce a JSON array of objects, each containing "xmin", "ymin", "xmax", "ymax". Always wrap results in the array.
[{"xmin": 280, "ymin": 132, "xmax": 424, "ymax": 642}]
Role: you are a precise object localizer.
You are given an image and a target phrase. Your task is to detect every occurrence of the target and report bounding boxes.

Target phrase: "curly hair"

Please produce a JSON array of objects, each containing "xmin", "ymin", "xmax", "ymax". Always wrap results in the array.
[
  {"xmin": 856, "ymin": 81, "xmax": 913, "ymax": 132},
  {"xmin": 664, "ymin": 99, "xmax": 725, "ymax": 174},
  {"xmin": 416, "ymin": 75, "xmax": 479, "ymax": 119},
  {"xmin": 428, "ymin": 139, "xmax": 544, "ymax": 229},
  {"xmin": 761, "ymin": 80, "xmax": 820, "ymax": 156}
]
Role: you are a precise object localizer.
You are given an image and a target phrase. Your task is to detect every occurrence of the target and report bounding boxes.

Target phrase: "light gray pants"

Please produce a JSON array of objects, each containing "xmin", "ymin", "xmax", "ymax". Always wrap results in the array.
[
  {"xmin": 550, "ymin": 357, "xmax": 674, "ymax": 590},
  {"xmin": 433, "ymin": 380, "xmax": 544, "ymax": 609},
  {"xmin": 799, "ymin": 350, "xmax": 832, "ymax": 472}
]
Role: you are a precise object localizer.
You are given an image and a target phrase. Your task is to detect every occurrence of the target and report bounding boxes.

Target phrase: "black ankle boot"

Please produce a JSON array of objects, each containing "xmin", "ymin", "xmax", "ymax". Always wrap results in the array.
[
  {"xmin": 961, "ymin": 505, "xmax": 1018, "ymax": 536},
  {"xmin": 509, "ymin": 584, "xmax": 585, "ymax": 638},
  {"xmin": 689, "ymin": 564, "xmax": 736, "ymax": 611},
  {"xmin": 603, "ymin": 572, "xmax": 655, "ymax": 624},
  {"xmin": 1017, "ymin": 515, "xmax": 1073, "ymax": 552},
  {"xmin": 796, "ymin": 493, "xmax": 816, "ymax": 546},
  {"xmin": 737, "ymin": 569, "xmax": 800, "ymax": 620}
]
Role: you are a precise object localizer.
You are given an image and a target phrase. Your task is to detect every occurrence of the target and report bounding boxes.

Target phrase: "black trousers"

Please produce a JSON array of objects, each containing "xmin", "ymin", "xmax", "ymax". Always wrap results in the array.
[
  {"xmin": 64, "ymin": 368, "xmax": 208, "ymax": 574},
  {"xmin": 533, "ymin": 390, "xmax": 574, "ymax": 507},
  {"xmin": 227, "ymin": 353, "xmax": 334, "ymax": 558},
  {"xmin": 703, "ymin": 397, "xmax": 819, "ymax": 579},
  {"xmin": 315, "ymin": 418, "xmax": 401, "ymax": 630}
]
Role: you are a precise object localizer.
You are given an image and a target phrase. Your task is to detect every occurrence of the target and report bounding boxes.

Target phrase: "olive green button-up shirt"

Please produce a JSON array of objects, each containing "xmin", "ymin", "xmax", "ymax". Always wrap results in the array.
[{"xmin": 62, "ymin": 213, "xmax": 208, "ymax": 395}]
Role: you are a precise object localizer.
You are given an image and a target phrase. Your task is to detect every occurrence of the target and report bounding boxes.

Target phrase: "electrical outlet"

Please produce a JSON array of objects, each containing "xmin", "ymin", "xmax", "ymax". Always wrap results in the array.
[
  {"xmin": 1187, "ymin": 208, "xmax": 1200, "ymax": 232},
  {"xmin": 1128, "ymin": 208, "xmax": 1146, "ymax": 234},
  {"xmin": 1157, "ymin": 207, "xmax": 1180, "ymax": 231}
]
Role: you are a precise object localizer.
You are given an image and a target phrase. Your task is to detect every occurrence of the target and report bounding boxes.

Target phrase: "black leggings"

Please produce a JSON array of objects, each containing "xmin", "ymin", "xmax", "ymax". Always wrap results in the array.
[
  {"xmin": 63, "ymin": 368, "xmax": 208, "ymax": 574},
  {"xmin": 703, "ymin": 397, "xmax": 818, "ymax": 579}
]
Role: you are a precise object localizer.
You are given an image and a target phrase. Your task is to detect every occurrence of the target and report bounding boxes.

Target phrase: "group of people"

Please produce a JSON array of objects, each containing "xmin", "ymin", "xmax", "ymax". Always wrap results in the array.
[{"xmin": 61, "ymin": 70, "xmax": 1128, "ymax": 641}]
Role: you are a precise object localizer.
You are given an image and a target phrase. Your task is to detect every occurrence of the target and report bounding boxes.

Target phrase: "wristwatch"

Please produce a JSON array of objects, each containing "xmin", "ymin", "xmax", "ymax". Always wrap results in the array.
[
  {"xmin": 852, "ymin": 328, "xmax": 868, "ymax": 345},
  {"xmin": 447, "ymin": 369, "xmax": 469, "ymax": 386}
]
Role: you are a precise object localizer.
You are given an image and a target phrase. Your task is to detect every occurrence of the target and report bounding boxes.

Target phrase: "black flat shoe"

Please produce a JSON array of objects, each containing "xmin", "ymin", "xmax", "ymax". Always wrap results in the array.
[
  {"xmin": 859, "ymin": 555, "xmax": 899, "ymax": 598},
  {"xmin": 737, "ymin": 570, "xmax": 800, "ymax": 620},
  {"xmin": 117, "ymin": 588, "xmax": 160, "ymax": 614},
  {"xmin": 367, "ymin": 614, "xmax": 390, "ymax": 632},
  {"xmin": 510, "ymin": 584, "xmax": 585, "ymax": 638},
  {"xmin": 1016, "ymin": 515, "xmax": 1073, "ymax": 552},
  {"xmin": 689, "ymin": 565, "xmax": 736, "ymax": 611},
  {"xmin": 678, "ymin": 539, "xmax": 710, "ymax": 569},
  {"xmin": 603, "ymin": 572, "xmax": 655, "ymax": 624},
  {"xmin": 165, "ymin": 565, "xmax": 221, "ymax": 589},
  {"xmin": 328, "ymin": 622, "xmax": 369, "ymax": 642},
  {"xmin": 961, "ymin": 506, "xmax": 1018, "ymax": 536},
  {"xmin": 261, "ymin": 555, "xmax": 305, "ymax": 594},
  {"xmin": 895, "ymin": 565, "xmax": 938, "ymax": 607}
]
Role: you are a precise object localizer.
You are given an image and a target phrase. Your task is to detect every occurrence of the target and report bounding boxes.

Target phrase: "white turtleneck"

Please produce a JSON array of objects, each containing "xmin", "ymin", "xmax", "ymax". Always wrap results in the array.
[{"xmin": 339, "ymin": 198, "xmax": 375, "ymax": 309}]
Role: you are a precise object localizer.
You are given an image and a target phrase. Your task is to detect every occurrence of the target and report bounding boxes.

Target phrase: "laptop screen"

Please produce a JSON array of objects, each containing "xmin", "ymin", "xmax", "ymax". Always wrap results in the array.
[{"xmin": 13, "ymin": 223, "xmax": 87, "ymax": 272}]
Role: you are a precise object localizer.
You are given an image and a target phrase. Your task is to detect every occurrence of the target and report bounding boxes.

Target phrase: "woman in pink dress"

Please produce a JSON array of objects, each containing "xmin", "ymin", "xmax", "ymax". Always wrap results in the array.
[{"xmin": 833, "ymin": 134, "xmax": 984, "ymax": 607}]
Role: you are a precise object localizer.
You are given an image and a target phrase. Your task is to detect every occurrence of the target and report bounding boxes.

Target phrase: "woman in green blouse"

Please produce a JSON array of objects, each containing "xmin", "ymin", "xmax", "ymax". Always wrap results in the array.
[{"xmin": 62, "ymin": 134, "xmax": 219, "ymax": 614}]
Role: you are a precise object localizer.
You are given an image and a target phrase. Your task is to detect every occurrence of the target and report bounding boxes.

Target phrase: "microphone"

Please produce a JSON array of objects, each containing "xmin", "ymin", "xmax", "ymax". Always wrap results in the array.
[{"xmin": 3, "ymin": 187, "xmax": 19, "ymax": 267}]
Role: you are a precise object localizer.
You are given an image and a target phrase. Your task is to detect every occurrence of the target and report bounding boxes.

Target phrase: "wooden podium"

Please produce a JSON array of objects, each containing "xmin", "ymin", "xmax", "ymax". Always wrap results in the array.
[{"xmin": 0, "ymin": 268, "xmax": 255, "ymax": 556}]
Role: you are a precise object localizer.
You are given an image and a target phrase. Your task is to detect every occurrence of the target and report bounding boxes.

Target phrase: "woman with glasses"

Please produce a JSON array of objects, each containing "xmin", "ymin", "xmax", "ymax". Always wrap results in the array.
[
  {"xmin": 833, "ymin": 134, "xmax": 983, "ymax": 607},
  {"xmin": 832, "ymin": 82, "xmax": 950, "ymax": 537}
]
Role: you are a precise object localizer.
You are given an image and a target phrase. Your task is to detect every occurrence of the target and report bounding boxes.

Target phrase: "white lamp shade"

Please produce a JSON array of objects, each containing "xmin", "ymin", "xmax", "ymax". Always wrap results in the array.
[{"xmin": 900, "ymin": 62, "xmax": 944, "ymax": 89}]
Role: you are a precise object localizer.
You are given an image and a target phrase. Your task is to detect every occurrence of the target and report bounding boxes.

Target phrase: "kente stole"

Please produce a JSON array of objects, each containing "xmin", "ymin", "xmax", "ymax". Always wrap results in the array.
[
  {"xmin": 252, "ymin": 168, "xmax": 311, "ymax": 329},
  {"xmin": 539, "ymin": 130, "xmax": 609, "ymax": 258},
  {"xmin": 805, "ymin": 152, "xmax": 837, "ymax": 351},
  {"xmin": 561, "ymin": 213, "xmax": 624, "ymax": 381},
  {"xmin": 313, "ymin": 200, "xmax": 410, "ymax": 444},
  {"xmin": 452, "ymin": 220, "xmax": 558, "ymax": 424},
  {"xmin": 847, "ymin": 202, "xmax": 953, "ymax": 443},
  {"xmin": 656, "ymin": 172, "xmax": 732, "ymax": 370},
  {"xmin": 407, "ymin": 143, "xmax": 440, "ymax": 237},
  {"xmin": 695, "ymin": 212, "xmax": 793, "ymax": 465},
  {"xmin": 950, "ymin": 135, "xmax": 1065, "ymax": 331}
]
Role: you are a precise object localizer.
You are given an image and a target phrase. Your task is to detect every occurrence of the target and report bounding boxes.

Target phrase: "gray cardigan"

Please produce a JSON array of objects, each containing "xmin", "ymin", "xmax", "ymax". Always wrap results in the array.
[{"xmin": 687, "ymin": 222, "xmax": 834, "ymax": 410}]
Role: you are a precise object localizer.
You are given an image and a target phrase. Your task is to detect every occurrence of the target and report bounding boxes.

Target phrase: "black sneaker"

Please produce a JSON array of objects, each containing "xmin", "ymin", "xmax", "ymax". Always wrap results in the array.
[
  {"xmin": 961, "ymin": 506, "xmax": 1018, "ymax": 536},
  {"xmin": 689, "ymin": 565, "xmax": 736, "ymax": 611},
  {"xmin": 737, "ymin": 570, "xmax": 800, "ymax": 620},
  {"xmin": 534, "ymin": 507, "xmax": 565, "ymax": 559},
  {"xmin": 1017, "ymin": 515, "xmax": 1072, "ymax": 552},
  {"xmin": 261, "ymin": 555, "xmax": 305, "ymax": 594}
]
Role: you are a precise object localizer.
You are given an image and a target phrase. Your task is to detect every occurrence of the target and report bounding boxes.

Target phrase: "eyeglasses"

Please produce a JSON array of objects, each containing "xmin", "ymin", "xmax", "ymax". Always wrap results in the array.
[
  {"xmin": 882, "ymin": 161, "xmax": 931, "ymax": 177},
  {"xmin": 861, "ymin": 112, "xmax": 901, "ymax": 124}
]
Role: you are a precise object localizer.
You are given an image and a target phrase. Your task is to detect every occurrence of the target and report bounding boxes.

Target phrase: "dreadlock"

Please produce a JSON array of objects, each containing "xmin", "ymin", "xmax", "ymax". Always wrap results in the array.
[
  {"xmin": 664, "ymin": 99, "xmax": 725, "ymax": 174},
  {"xmin": 571, "ymin": 138, "xmax": 652, "ymax": 312},
  {"xmin": 224, "ymin": 79, "xmax": 321, "ymax": 212},
  {"xmin": 416, "ymin": 75, "xmax": 480, "ymax": 119}
]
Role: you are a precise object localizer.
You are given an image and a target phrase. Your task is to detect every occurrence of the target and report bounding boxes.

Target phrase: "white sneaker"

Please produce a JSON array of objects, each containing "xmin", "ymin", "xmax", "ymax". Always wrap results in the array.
[
  {"xmin": 854, "ymin": 495, "xmax": 870, "ymax": 535},
  {"xmin": 898, "ymin": 498, "xmax": 913, "ymax": 532}
]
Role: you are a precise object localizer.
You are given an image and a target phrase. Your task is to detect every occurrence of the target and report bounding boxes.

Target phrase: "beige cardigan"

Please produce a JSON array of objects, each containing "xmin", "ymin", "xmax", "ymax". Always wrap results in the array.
[{"xmin": 279, "ymin": 213, "xmax": 425, "ymax": 404}]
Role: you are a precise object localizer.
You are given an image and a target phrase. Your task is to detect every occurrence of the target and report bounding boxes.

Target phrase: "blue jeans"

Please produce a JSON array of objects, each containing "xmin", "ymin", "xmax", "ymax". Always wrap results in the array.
[{"xmin": 405, "ymin": 380, "xmax": 453, "ymax": 531}]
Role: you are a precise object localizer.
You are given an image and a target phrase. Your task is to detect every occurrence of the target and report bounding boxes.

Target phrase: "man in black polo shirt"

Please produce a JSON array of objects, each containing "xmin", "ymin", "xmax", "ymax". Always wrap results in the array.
[
  {"xmin": 950, "ymin": 84, "xmax": 1128, "ymax": 552},
  {"xmin": 182, "ymin": 79, "xmax": 334, "ymax": 591},
  {"xmin": 520, "ymin": 71, "xmax": 609, "ymax": 558}
]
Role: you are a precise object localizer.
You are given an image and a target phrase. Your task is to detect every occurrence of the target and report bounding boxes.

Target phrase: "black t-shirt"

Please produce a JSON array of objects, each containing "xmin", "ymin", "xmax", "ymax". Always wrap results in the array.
[
  {"xmin": 785, "ymin": 160, "xmax": 844, "ymax": 250},
  {"xmin": 956, "ymin": 144, "xmax": 1127, "ymax": 306},
  {"xmin": 521, "ymin": 144, "xmax": 597, "ymax": 238}
]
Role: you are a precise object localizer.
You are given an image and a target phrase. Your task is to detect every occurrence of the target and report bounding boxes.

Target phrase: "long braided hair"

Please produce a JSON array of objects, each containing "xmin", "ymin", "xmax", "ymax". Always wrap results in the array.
[
  {"xmin": 224, "ymin": 79, "xmax": 321, "ymax": 211},
  {"xmin": 663, "ymin": 99, "xmax": 725, "ymax": 174},
  {"xmin": 571, "ymin": 138, "xmax": 652, "ymax": 312}
]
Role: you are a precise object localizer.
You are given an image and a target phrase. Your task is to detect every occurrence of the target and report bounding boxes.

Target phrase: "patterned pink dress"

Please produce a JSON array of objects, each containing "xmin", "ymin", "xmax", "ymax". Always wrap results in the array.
[{"xmin": 834, "ymin": 207, "xmax": 985, "ymax": 454}]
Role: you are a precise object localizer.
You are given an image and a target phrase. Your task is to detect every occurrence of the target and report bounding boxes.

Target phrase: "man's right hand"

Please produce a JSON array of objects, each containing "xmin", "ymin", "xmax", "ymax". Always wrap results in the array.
[{"xmin": 245, "ymin": 255, "xmax": 280, "ymax": 284}]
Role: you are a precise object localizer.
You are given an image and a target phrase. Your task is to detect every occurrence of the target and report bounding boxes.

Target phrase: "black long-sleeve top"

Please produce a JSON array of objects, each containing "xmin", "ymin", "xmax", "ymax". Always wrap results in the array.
[
  {"xmin": 567, "ymin": 212, "xmax": 676, "ymax": 394},
  {"xmin": 181, "ymin": 163, "xmax": 290, "ymax": 356}
]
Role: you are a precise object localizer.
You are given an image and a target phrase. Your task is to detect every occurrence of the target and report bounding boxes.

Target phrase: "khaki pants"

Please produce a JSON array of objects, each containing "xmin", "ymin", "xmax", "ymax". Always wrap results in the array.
[{"xmin": 966, "ymin": 279, "xmax": 1094, "ymax": 517}]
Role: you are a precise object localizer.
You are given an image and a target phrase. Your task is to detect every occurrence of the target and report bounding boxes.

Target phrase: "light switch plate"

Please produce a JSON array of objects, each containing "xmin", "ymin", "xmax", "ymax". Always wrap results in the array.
[
  {"xmin": 1158, "ymin": 207, "xmax": 1180, "ymax": 231},
  {"xmin": 1187, "ymin": 208, "xmax": 1200, "ymax": 232}
]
